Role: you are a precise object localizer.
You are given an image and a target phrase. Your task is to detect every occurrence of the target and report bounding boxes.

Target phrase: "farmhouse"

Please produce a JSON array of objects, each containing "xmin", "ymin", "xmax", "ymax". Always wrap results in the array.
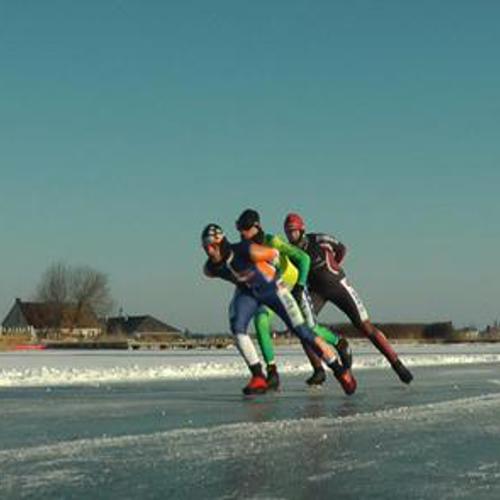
[
  {"xmin": 1, "ymin": 298, "xmax": 102, "ymax": 338},
  {"xmin": 106, "ymin": 314, "xmax": 183, "ymax": 342}
]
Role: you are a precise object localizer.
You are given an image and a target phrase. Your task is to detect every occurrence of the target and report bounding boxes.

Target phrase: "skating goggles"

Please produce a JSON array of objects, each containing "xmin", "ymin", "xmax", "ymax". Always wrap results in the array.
[
  {"xmin": 201, "ymin": 225, "xmax": 225, "ymax": 247},
  {"xmin": 236, "ymin": 220, "xmax": 260, "ymax": 231}
]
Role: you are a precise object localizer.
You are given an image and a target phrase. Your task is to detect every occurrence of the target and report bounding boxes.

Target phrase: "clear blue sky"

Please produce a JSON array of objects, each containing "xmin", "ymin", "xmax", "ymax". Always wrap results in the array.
[{"xmin": 1, "ymin": 1, "xmax": 499, "ymax": 332}]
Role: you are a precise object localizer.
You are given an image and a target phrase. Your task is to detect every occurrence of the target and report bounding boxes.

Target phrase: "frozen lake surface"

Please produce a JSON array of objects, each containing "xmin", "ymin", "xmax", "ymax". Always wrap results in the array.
[{"xmin": 1, "ymin": 343, "xmax": 500, "ymax": 499}]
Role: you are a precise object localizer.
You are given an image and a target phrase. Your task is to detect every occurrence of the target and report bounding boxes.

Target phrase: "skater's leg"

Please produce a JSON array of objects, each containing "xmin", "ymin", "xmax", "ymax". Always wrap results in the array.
[
  {"xmin": 328, "ymin": 278, "xmax": 413, "ymax": 384},
  {"xmin": 254, "ymin": 306, "xmax": 280, "ymax": 389},
  {"xmin": 229, "ymin": 289, "xmax": 268, "ymax": 394},
  {"xmin": 261, "ymin": 284, "xmax": 357, "ymax": 394}
]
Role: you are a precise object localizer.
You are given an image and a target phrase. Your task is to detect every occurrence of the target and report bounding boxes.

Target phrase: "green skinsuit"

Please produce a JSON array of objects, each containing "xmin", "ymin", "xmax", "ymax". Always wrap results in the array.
[{"xmin": 254, "ymin": 234, "xmax": 341, "ymax": 366}]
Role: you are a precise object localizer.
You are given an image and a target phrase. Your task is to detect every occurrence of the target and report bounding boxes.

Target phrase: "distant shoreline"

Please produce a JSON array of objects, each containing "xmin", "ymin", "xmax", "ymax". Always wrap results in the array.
[{"xmin": 2, "ymin": 335, "xmax": 500, "ymax": 352}]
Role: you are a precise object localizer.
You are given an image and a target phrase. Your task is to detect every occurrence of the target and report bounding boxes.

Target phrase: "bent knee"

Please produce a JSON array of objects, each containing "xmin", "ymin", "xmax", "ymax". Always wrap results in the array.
[
  {"xmin": 360, "ymin": 321, "xmax": 377, "ymax": 337},
  {"xmin": 230, "ymin": 319, "xmax": 248, "ymax": 335},
  {"xmin": 294, "ymin": 324, "xmax": 316, "ymax": 344},
  {"xmin": 254, "ymin": 312, "xmax": 271, "ymax": 331}
]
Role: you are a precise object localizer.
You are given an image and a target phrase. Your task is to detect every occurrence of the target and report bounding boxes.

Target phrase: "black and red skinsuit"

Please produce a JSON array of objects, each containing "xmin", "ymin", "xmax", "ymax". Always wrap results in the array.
[{"xmin": 298, "ymin": 232, "xmax": 400, "ymax": 366}]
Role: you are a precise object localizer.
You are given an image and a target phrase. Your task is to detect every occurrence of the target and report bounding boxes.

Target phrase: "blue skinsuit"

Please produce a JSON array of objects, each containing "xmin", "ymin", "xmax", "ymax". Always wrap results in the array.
[{"xmin": 205, "ymin": 240, "xmax": 318, "ymax": 346}]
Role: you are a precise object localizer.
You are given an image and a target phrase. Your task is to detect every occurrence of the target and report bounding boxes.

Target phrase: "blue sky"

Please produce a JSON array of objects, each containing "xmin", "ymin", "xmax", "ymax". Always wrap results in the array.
[{"xmin": 1, "ymin": 1, "xmax": 499, "ymax": 332}]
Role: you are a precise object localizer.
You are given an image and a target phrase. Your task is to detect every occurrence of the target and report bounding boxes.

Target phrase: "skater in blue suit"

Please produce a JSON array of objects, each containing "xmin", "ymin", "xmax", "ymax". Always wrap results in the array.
[{"xmin": 201, "ymin": 223, "xmax": 357, "ymax": 396}]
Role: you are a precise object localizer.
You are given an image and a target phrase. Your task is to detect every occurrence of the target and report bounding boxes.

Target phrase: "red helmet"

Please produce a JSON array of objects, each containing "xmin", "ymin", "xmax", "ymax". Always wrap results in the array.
[{"xmin": 284, "ymin": 213, "xmax": 305, "ymax": 232}]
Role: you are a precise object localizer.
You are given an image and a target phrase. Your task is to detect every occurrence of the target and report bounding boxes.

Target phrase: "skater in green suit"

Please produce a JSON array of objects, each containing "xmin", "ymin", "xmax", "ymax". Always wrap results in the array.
[{"xmin": 236, "ymin": 209, "xmax": 352, "ymax": 389}]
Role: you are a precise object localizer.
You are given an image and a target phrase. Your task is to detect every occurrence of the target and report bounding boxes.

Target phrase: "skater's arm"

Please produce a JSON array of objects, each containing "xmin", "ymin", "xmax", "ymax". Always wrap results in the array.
[
  {"xmin": 203, "ymin": 259, "xmax": 236, "ymax": 283},
  {"xmin": 203, "ymin": 259, "xmax": 222, "ymax": 278},
  {"xmin": 249, "ymin": 243, "xmax": 279, "ymax": 265},
  {"xmin": 317, "ymin": 233, "xmax": 347, "ymax": 265},
  {"xmin": 270, "ymin": 234, "xmax": 311, "ymax": 286}
]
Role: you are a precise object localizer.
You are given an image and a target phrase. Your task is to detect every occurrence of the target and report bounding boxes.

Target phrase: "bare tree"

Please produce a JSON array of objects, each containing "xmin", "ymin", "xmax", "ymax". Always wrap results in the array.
[
  {"xmin": 35, "ymin": 262, "xmax": 114, "ymax": 334},
  {"xmin": 35, "ymin": 262, "xmax": 69, "ymax": 335},
  {"xmin": 70, "ymin": 265, "xmax": 114, "ymax": 318},
  {"xmin": 36, "ymin": 262, "xmax": 70, "ymax": 305}
]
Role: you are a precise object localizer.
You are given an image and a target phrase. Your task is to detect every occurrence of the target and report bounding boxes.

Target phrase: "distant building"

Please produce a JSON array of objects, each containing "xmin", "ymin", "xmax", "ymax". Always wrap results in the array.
[
  {"xmin": 452, "ymin": 327, "xmax": 480, "ymax": 341},
  {"xmin": 106, "ymin": 315, "xmax": 183, "ymax": 342},
  {"xmin": 483, "ymin": 324, "xmax": 500, "ymax": 340},
  {"xmin": 1, "ymin": 298, "xmax": 102, "ymax": 338}
]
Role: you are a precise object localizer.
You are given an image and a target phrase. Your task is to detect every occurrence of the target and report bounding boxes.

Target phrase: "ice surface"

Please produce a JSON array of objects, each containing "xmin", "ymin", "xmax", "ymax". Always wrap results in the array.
[{"xmin": 1, "ymin": 344, "xmax": 500, "ymax": 499}]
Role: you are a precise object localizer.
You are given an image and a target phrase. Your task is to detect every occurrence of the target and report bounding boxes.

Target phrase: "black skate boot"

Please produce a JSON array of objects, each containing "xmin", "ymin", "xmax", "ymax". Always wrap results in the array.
[
  {"xmin": 391, "ymin": 359, "xmax": 413, "ymax": 384},
  {"xmin": 335, "ymin": 337, "xmax": 353, "ymax": 369},
  {"xmin": 266, "ymin": 364, "xmax": 280, "ymax": 391},
  {"xmin": 306, "ymin": 368, "xmax": 326, "ymax": 386}
]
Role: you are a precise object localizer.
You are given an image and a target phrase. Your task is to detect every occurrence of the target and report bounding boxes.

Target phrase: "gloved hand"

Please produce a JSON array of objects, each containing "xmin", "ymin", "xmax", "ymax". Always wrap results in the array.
[{"xmin": 291, "ymin": 284, "xmax": 305, "ymax": 304}]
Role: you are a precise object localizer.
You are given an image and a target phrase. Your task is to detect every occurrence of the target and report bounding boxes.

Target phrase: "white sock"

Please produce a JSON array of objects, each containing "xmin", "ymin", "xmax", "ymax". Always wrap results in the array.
[{"xmin": 234, "ymin": 333, "xmax": 260, "ymax": 367}]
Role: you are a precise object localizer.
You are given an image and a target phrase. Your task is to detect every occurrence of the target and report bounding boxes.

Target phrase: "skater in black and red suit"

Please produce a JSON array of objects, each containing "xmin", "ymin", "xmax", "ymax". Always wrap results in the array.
[{"xmin": 284, "ymin": 213, "xmax": 413, "ymax": 386}]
